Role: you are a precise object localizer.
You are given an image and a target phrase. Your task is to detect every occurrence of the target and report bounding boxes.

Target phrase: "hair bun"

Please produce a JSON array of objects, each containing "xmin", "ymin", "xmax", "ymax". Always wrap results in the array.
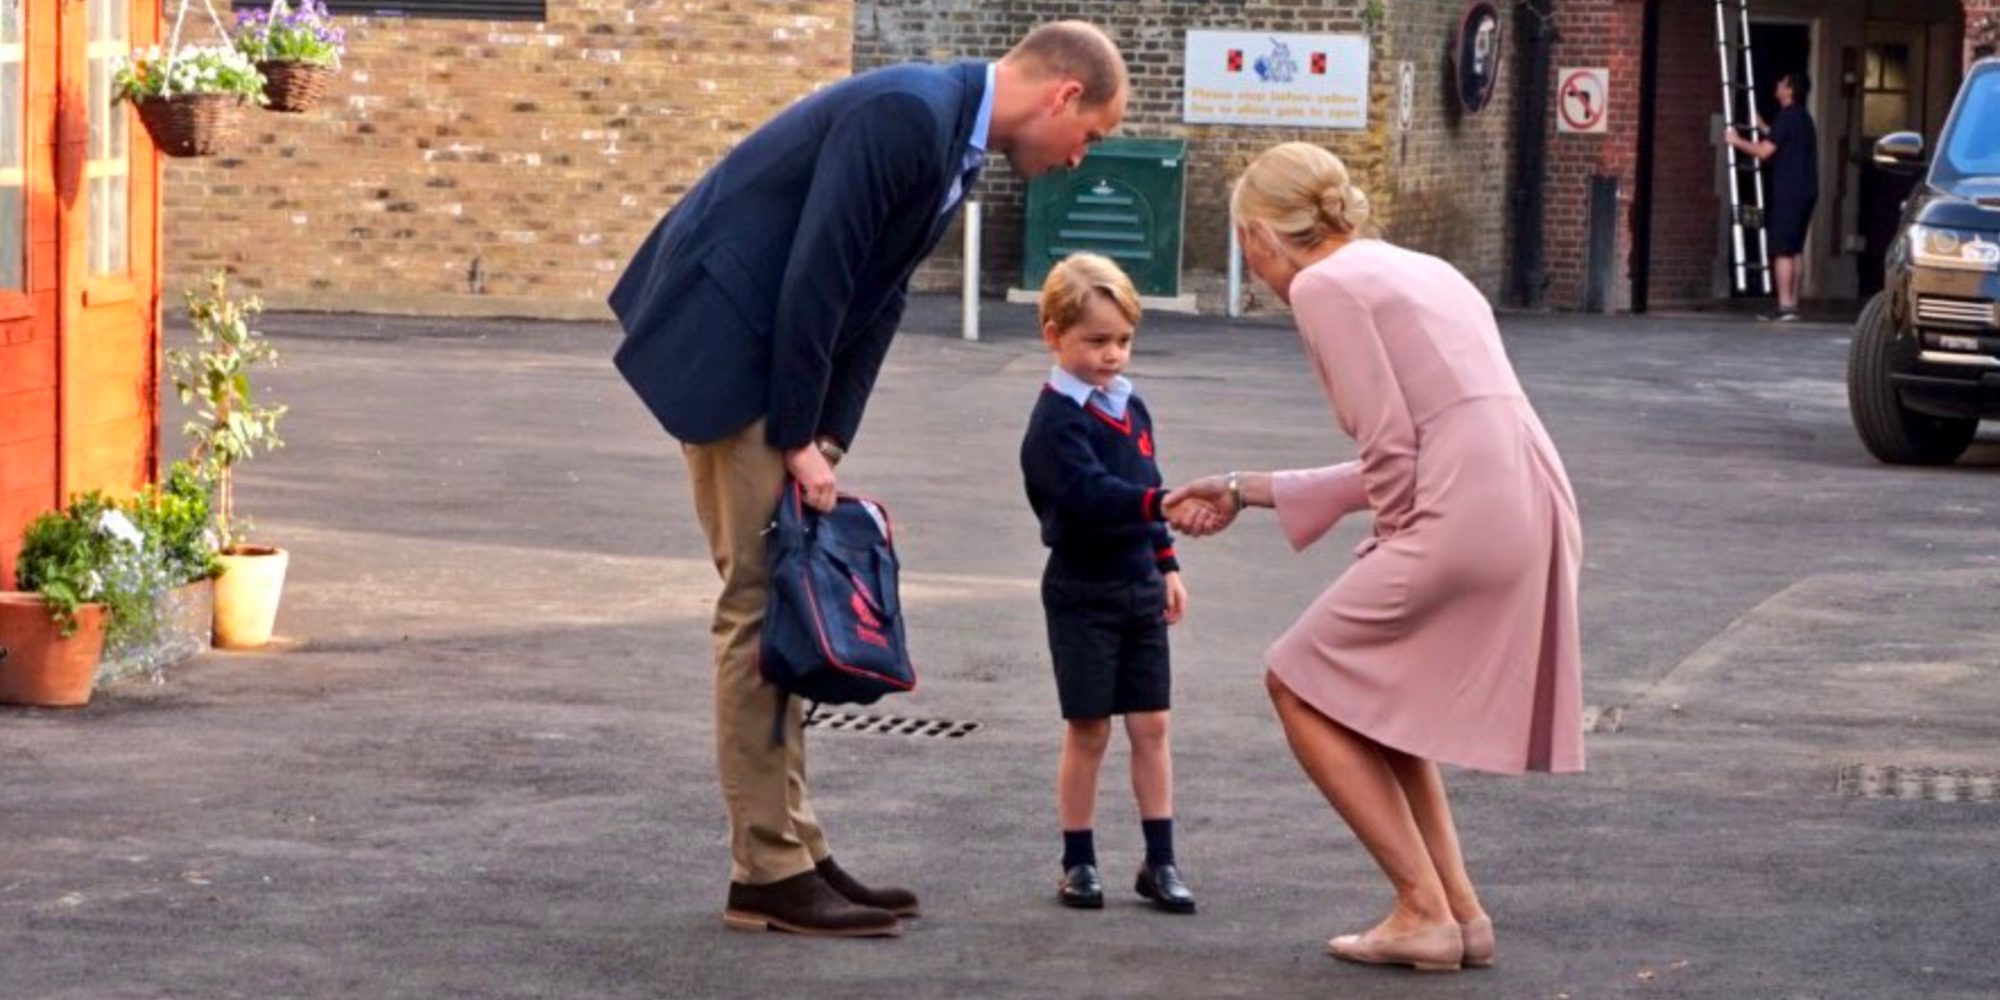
[{"xmin": 1318, "ymin": 181, "xmax": 1370, "ymax": 236}]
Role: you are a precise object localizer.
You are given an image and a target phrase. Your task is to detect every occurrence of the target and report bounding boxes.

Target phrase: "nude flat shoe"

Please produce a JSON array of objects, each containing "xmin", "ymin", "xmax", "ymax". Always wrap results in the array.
[
  {"xmin": 1460, "ymin": 915, "xmax": 1496, "ymax": 968},
  {"xmin": 1325, "ymin": 921, "xmax": 1464, "ymax": 972}
]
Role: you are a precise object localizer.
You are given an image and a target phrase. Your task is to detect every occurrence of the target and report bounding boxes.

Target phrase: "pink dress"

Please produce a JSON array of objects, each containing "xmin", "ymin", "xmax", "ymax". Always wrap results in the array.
[{"xmin": 1265, "ymin": 240, "xmax": 1585, "ymax": 774}]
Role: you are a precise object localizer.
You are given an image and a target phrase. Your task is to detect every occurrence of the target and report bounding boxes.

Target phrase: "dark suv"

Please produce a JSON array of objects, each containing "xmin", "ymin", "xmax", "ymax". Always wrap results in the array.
[{"xmin": 1848, "ymin": 57, "xmax": 2000, "ymax": 465}]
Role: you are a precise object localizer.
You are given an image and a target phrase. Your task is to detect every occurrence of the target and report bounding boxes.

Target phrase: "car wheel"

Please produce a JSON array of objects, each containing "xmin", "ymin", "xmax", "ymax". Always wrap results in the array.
[{"xmin": 1847, "ymin": 292, "xmax": 1978, "ymax": 465}]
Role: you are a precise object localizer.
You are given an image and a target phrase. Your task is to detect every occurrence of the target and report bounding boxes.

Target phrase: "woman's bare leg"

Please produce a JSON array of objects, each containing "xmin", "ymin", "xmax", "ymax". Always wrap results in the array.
[{"xmin": 1266, "ymin": 671, "xmax": 1452, "ymax": 935}]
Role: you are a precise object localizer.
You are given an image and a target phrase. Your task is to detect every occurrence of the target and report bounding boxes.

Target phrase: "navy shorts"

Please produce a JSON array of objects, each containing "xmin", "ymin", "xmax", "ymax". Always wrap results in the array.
[
  {"xmin": 1042, "ymin": 572, "xmax": 1171, "ymax": 720},
  {"xmin": 1768, "ymin": 195, "xmax": 1816, "ymax": 256}
]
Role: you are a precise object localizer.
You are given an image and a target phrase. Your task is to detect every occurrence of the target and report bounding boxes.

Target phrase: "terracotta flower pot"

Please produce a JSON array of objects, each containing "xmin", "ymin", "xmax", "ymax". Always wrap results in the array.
[
  {"xmin": 214, "ymin": 546, "xmax": 289, "ymax": 650},
  {"xmin": 0, "ymin": 593, "xmax": 107, "ymax": 708}
]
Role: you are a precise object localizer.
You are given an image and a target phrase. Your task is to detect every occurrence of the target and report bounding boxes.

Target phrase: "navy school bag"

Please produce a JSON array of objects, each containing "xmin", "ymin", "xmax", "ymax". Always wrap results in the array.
[{"xmin": 760, "ymin": 481, "xmax": 916, "ymax": 740}]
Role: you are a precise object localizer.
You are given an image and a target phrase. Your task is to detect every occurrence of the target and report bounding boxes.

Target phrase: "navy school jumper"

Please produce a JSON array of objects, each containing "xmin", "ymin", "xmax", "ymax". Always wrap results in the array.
[{"xmin": 1020, "ymin": 385, "xmax": 1181, "ymax": 583}]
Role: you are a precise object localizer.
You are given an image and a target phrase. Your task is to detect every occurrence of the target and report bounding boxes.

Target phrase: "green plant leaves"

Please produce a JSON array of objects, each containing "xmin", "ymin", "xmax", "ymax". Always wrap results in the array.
[{"xmin": 165, "ymin": 271, "xmax": 286, "ymax": 552}]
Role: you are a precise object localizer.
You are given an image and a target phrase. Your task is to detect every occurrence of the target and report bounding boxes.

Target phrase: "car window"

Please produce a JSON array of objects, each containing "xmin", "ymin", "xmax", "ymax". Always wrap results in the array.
[{"xmin": 1939, "ymin": 70, "xmax": 2000, "ymax": 179}]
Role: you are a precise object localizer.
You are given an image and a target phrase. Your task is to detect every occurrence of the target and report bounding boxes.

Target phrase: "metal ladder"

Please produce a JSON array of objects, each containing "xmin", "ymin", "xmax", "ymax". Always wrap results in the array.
[{"xmin": 1713, "ymin": 0, "xmax": 1772, "ymax": 295}]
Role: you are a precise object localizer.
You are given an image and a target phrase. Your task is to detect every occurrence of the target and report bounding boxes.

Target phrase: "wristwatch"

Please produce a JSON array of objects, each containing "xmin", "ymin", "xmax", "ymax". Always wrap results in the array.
[
  {"xmin": 816, "ymin": 439, "xmax": 846, "ymax": 465},
  {"xmin": 1226, "ymin": 471, "xmax": 1244, "ymax": 513}
]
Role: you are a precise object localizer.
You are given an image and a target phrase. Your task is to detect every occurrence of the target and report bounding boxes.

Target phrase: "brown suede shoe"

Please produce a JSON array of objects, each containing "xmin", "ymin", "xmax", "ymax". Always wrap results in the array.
[
  {"xmin": 817, "ymin": 856, "xmax": 921, "ymax": 918},
  {"xmin": 722, "ymin": 870, "xmax": 901, "ymax": 937}
]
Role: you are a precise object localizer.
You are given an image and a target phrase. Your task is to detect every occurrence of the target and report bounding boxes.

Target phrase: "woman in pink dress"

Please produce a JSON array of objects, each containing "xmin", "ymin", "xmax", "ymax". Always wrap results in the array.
[{"xmin": 1168, "ymin": 143, "xmax": 1584, "ymax": 973}]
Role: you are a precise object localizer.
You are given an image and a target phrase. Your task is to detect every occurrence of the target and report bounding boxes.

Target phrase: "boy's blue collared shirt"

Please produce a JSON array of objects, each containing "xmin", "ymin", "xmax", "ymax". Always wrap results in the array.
[
  {"xmin": 1048, "ymin": 366, "xmax": 1134, "ymax": 421},
  {"xmin": 939, "ymin": 63, "xmax": 996, "ymax": 217}
]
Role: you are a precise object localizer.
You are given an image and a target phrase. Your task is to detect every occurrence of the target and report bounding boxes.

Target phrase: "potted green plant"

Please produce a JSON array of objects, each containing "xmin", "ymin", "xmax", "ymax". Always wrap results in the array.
[
  {"xmin": 0, "ymin": 494, "xmax": 152, "ymax": 707},
  {"xmin": 168, "ymin": 271, "xmax": 290, "ymax": 650},
  {"xmin": 98, "ymin": 461, "xmax": 223, "ymax": 681},
  {"xmin": 112, "ymin": 41, "xmax": 266, "ymax": 157},
  {"xmin": 231, "ymin": 1, "xmax": 345, "ymax": 114}
]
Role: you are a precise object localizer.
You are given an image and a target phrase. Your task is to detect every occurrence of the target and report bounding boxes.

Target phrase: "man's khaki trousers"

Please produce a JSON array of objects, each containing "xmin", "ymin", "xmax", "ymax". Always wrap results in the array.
[{"xmin": 682, "ymin": 419, "xmax": 829, "ymax": 884}]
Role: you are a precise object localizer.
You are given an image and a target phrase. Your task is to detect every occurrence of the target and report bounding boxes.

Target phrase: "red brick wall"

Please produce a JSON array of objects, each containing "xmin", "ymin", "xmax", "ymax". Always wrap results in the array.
[
  {"xmin": 1647, "ymin": 0, "xmax": 1724, "ymax": 306},
  {"xmin": 1543, "ymin": 0, "xmax": 1646, "ymax": 311},
  {"xmin": 1966, "ymin": 0, "xmax": 1999, "ymax": 64}
]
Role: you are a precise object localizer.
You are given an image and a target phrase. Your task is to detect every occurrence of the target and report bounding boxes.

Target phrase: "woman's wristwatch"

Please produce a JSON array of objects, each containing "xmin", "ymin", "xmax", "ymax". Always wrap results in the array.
[
  {"xmin": 1226, "ymin": 471, "xmax": 1244, "ymax": 513},
  {"xmin": 816, "ymin": 438, "xmax": 846, "ymax": 466}
]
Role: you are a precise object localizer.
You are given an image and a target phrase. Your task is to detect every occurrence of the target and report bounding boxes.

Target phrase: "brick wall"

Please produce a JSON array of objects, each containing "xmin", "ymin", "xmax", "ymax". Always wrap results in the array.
[
  {"xmin": 1646, "ymin": 0, "xmax": 1723, "ymax": 306},
  {"xmin": 856, "ymin": 0, "xmax": 1520, "ymax": 304},
  {"xmin": 1967, "ymin": 0, "xmax": 2000, "ymax": 63},
  {"xmin": 162, "ymin": 1, "xmax": 852, "ymax": 319},
  {"xmin": 1542, "ymin": 0, "xmax": 1645, "ymax": 312}
]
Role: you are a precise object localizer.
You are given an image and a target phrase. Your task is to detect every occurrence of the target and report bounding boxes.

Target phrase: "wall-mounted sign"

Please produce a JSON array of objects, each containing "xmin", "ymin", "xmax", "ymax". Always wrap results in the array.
[
  {"xmin": 1556, "ymin": 66, "xmax": 1610, "ymax": 133},
  {"xmin": 1398, "ymin": 61, "xmax": 1416, "ymax": 131},
  {"xmin": 1452, "ymin": 1, "xmax": 1504, "ymax": 114},
  {"xmin": 1183, "ymin": 30, "xmax": 1370, "ymax": 129}
]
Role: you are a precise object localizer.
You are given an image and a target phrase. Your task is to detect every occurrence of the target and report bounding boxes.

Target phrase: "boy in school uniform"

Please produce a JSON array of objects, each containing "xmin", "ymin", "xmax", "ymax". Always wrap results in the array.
[{"xmin": 1020, "ymin": 253, "xmax": 1196, "ymax": 914}]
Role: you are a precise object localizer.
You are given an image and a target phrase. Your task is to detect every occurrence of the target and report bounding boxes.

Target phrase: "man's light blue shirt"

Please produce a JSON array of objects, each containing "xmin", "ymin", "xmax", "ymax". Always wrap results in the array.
[
  {"xmin": 939, "ymin": 63, "xmax": 996, "ymax": 217},
  {"xmin": 1048, "ymin": 366, "xmax": 1134, "ymax": 421}
]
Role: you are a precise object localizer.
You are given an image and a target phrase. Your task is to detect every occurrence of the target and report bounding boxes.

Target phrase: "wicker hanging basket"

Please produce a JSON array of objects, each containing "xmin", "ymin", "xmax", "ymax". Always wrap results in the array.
[
  {"xmin": 257, "ymin": 60, "xmax": 334, "ymax": 114},
  {"xmin": 133, "ymin": 92, "xmax": 249, "ymax": 158}
]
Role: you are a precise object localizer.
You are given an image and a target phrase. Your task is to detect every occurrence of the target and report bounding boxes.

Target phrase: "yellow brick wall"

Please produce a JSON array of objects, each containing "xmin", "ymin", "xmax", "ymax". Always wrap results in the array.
[{"xmin": 163, "ymin": 1, "xmax": 852, "ymax": 319}]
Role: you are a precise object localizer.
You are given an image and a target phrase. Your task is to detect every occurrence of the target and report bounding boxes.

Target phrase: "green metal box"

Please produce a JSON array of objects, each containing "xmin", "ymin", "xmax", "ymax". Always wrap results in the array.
[{"xmin": 1021, "ymin": 137, "xmax": 1189, "ymax": 298}]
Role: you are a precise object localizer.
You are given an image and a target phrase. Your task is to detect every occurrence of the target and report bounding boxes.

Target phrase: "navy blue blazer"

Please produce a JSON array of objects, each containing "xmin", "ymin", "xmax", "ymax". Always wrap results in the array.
[{"xmin": 609, "ymin": 61, "xmax": 989, "ymax": 450}]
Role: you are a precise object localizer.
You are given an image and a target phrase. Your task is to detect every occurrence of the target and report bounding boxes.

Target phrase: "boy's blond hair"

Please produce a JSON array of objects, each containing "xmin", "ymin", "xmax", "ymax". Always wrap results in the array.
[{"xmin": 1038, "ymin": 253, "xmax": 1142, "ymax": 333}]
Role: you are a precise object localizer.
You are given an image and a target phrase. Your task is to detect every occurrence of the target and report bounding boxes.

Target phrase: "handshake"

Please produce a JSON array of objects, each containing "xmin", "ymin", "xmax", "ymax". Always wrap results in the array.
[{"xmin": 1162, "ymin": 474, "xmax": 1248, "ymax": 539}]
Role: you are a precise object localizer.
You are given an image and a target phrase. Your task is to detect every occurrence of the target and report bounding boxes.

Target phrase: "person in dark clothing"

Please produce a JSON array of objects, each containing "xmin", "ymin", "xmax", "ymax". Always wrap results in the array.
[
  {"xmin": 1020, "ymin": 253, "xmax": 1198, "ymax": 916},
  {"xmin": 609, "ymin": 22, "xmax": 1129, "ymax": 940},
  {"xmin": 1727, "ymin": 70, "xmax": 1818, "ymax": 321}
]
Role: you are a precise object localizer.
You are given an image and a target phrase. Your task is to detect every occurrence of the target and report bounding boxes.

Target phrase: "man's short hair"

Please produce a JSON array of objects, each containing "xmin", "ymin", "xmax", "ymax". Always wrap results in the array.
[
  {"xmin": 1782, "ymin": 71, "xmax": 1811, "ymax": 101},
  {"xmin": 1003, "ymin": 21, "xmax": 1127, "ymax": 108}
]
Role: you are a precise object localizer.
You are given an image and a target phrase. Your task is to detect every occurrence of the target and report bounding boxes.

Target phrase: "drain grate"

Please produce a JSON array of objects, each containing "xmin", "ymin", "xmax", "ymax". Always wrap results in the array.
[
  {"xmin": 1838, "ymin": 765, "xmax": 2000, "ymax": 802},
  {"xmin": 1582, "ymin": 705, "xmax": 1626, "ymax": 734},
  {"xmin": 805, "ymin": 712, "xmax": 980, "ymax": 739}
]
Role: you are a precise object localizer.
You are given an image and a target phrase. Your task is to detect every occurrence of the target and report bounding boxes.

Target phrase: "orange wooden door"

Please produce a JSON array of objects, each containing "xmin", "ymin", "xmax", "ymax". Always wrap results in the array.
[
  {"xmin": 0, "ymin": 0, "xmax": 61, "ymax": 587},
  {"xmin": 59, "ymin": 0, "xmax": 161, "ymax": 501},
  {"xmin": 0, "ymin": 0, "xmax": 160, "ymax": 587}
]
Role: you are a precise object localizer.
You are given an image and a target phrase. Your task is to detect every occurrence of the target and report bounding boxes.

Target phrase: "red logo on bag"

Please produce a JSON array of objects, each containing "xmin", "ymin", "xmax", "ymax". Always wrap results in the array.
[
  {"xmin": 1138, "ymin": 430, "xmax": 1154, "ymax": 458},
  {"xmin": 850, "ymin": 591, "xmax": 881, "ymax": 629},
  {"xmin": 855, "ymin": 625, "xmax": 890, "ymax": 649}
]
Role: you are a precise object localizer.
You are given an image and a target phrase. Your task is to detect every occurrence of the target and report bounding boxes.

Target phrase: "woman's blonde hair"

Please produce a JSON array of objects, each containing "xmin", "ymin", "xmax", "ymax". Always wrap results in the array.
[
  {"xmin": 1230, "ymin": 142, "xmax": 1372, "ymax": 249},
  {"xmin": 1038, "ymin": 252, "xmax": 1142, "ymax": 332}
]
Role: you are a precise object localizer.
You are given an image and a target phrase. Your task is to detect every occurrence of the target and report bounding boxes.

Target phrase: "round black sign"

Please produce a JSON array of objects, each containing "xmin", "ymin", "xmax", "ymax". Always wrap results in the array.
[{"xmin": 1452, "ymin": 1, "xmax": 1504, "ymax": 114}]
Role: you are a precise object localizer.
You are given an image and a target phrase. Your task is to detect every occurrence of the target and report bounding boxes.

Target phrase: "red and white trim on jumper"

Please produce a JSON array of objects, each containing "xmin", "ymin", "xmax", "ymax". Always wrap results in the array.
[{"xmin": 1086, "ymin": 404, "xmax": 1133, "ymax": 436}]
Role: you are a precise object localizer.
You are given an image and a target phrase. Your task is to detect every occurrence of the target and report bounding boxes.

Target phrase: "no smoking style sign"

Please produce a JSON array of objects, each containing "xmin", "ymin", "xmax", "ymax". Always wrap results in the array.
[{"xmin": 1556, "ymin": 67, "xmax": 1609, "ymax": 134}]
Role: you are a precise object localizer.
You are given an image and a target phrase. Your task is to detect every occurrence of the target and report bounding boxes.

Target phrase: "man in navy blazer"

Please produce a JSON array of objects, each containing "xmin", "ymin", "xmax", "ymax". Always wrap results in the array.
[{"xmin": 610, "ymin": 22, "xmax": 1128, "ymax": 938}]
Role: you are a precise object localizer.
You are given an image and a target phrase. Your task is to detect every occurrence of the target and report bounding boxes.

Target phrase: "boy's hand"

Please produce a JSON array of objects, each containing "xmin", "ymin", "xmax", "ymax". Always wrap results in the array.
[
  {"xmin": 1163, "ymin": 571, "xmax": 1188, "ymax": 625},
  {"xmin": 785, "ymin": 445, "xmax": 838, "ymax": 512},
  {"xmin": 1166, "ymin": 478, "xmax": 1237, "ymax": 536}
]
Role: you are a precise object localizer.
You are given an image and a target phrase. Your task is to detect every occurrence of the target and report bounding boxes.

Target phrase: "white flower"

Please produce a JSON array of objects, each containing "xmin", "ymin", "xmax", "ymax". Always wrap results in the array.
[
  {"xmin": 83, "ymin": 571, "xmax": 104, "ymax": 600},
  {"xmin": 97, "ymin": 509, "xmax": 144, "ymax": 548}
]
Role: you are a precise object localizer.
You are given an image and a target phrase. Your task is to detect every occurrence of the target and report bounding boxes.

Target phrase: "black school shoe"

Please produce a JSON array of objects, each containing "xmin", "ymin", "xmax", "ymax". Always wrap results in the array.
[
  {"xmin": 1058, "ymin": 864, "xmax": 1104, "ymax": 909},
  {"xmin": 1135, "ymin": 863, "xmax": 1196, "ymax": 914}
]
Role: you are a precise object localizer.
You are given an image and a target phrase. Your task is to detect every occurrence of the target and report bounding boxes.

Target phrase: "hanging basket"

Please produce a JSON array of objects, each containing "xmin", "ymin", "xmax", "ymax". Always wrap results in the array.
[
  {"xmin": 256, "ymin": 60, "xmax": 334, "ymax": 113},
  {"xmin": 133, "ymin": 92, "xmax": 249, "ymax": 158}
]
